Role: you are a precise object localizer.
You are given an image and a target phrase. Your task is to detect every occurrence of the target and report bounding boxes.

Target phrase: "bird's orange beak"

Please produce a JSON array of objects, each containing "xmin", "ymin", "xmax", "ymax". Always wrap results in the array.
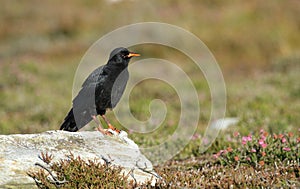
[{"xmin": 127, "ymin": 52, "xmax": 140, "ymax": 58}]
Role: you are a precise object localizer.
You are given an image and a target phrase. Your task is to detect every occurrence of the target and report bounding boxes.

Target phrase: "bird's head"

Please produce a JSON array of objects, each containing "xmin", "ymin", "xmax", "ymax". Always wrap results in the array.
[{"xmin": 108, "ymin": 47, "xmax": 140, "ymax": 67}]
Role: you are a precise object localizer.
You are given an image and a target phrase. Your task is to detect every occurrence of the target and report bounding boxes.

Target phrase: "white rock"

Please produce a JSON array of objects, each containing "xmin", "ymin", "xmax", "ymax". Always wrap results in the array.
[
  {"xmin": 0, "ymin": 130, "xmax": 159, "ymax": 188},
  {"xmin": 210, "ymin": 117, "xmax": 239, "ymax": 130}
]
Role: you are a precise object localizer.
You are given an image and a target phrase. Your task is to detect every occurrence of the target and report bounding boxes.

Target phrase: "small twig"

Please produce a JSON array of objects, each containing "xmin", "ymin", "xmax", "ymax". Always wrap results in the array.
[
  {"xmin": 107, "ymin": 154, "xmax": 114, "ymax": 161},
  {"xmin": 128, "ymin": 168, "xmax": 137, "ymax": 186},
  {"xmin": 274, "ymin": 161, "xmax": 278, "ymax": 169},
  {"xmin": 35, "ymin": 163, "xmax": 55, "ymax": 178},
  {"xmin": 48, "ymin": 176, "xmax": 68, "ymax": 188},
  {"xmin": 135, "ymin": 161, "xmax": 163, "ymax": 180},
  {"xmin": 35, "ymin": 163, "xmax": 68, "ymax": 187},
  {"xmin": 32, "ymin": 177, "xmax": 43, "ymax": 187},
  {"xmin": 101, "ymin": 155, "xmax": 112, "ymax": 166},
  {"xmin": 38, "ymin": 154, "xmax": 43, "ymax": 162}
]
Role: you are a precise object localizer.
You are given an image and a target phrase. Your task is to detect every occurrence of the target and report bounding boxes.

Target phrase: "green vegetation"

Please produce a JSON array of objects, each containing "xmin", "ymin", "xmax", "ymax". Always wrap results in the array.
[
  {"xmin": 214, "ymin": 129, "xmax": 299, "ymax": 167},
  {"xmin": 28, "ymin": 153, "xmax": 131, "ymax": 189},
  {"xmin": 29, "ymin": 130, "xmax": 299, "ymax": 188},
  {"xmin": 1, "ymin": 0, "xmax": 299, "ymax": 188}
]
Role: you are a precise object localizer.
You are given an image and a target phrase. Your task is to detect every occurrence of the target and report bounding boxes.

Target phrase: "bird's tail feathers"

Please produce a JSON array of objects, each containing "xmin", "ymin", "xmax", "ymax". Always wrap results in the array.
[{"xmin": 60, "ymin": 108, "xmax": 78, "ymax": 132}]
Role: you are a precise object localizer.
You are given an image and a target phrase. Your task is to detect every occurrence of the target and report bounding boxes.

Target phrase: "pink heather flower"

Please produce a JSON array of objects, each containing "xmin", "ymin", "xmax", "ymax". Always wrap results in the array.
[
  {"xmin": 251, "ymin": 148, "xmax": 256, "ymax": 153},
  {"xmin": 247, "ymin": 135, "xmax": 252, "ymax": 141},
  {"xmin": 227, "ymin": 135, "xmax": 233, "ymax": 142},
  {"xmin": 259, "ymin": 160, "xmax": 265, "ymax": 166},
  {"xmin": 246, "ymin": 157, "xmax": 251, "ymax": 161},
  {"xmin": 278, "ymin": 134, "xmax": 284, "ymax": 139},
  {"xmin": 234, "ymin": 156, "xmax": 239, "ymax": 161},
  {"xmin": 259, "ymin": 139, "xmax": 267, "ymax": 148},
  {"xmin": 242, "ymin": 137, "xmax": 248, "ymax": 145},
  {"xmin": 288, "ymin": 132, "xmax": 293, "ymax": 137},
  {"xmin": 260, "ymin": 135, "xmax": 266, "ymax": 141},
  {"xmin": 219, "ymin": 150, "xmax": 227, "ymax": 155},
  {"xmin": 259, "ymin": 139, "xmax": 264, "ymax": 145},
  {"xmin": 281, "ymin": 137, "xmax": 287, "ymax": 143},
  {"xmin": 261, "ymin": 143, "xmax": 267, "ymax": 148},
  {"xmin": 233, "ymin": 131, "xmax": 240, "ymax": 137},
  {"xmin": 192, "ymin": 133, "xmax": 199, "ymax": 140},
  {"xmin": 213, "ymin": 154, "xmax": 219, "ymax": 159},
  {"xmin": 260, "ymin": 129, "xmax": 264, "ymax": 134},
  {"xmin": 260, "ymin": 129, "xmax": 269, "ymax": 139},
  {"xmin": 202, "ymin": 137, "xmax": 209, "ymax": 145},
  {"xmin": 227, "ymin": 147, "xmax": 233, "ymax": 152},
  {"xmin": 283, "ymin": 147, "xmax": 291, "ymax": 151},
  {"xmin": 242, "ymin": 135, "xmax": 252, "ymax": 145}
]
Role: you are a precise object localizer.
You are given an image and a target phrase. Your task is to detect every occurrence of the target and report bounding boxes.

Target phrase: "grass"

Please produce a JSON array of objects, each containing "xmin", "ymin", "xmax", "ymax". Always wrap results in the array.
[
  {"xmin": 1, "ymin": 0, "xmax": 300, "ymax": 187},
  {"xmin": 0, "ymin": 58, "xmax": 76, "ymax": 133}
]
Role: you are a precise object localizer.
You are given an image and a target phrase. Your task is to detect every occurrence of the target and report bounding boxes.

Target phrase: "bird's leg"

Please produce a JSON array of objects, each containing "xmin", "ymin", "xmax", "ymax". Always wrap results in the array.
[
  {"xmin": 101, "ymin": 115, "xmax": 120, "ymax": 133},
  {"xmin": 91, "ymin": 115, "xmax": 106, "ymax": 134}
]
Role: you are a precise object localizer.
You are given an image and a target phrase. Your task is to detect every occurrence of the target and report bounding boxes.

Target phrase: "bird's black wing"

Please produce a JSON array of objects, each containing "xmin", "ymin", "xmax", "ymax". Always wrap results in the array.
[
  {"xmin": 72, "ymin": 82, "xmax": 97, "ymax": 129},
  {"xmin": 82, "ymin": 65, "xmax": 105, "ymax": 87},
  {"xmin": 72, "ymin": 65, "xmax": 107, "ymax": 129},
  {"xmin": 111, "ymin": 69, "xmax": 129, "ymax": 108}
]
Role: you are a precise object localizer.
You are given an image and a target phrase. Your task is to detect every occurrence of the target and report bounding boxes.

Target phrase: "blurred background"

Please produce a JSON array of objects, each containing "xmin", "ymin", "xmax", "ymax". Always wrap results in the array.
[{"xmin": 0, "ymin": 0, "xmax": 299, "ymax": 140}]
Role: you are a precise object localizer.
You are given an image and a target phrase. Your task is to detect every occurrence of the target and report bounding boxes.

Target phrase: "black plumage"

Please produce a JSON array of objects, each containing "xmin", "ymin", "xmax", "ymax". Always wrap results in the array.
[{"xmin": 60, "ymin": 47, "xmax": 140, "ymax": 133}]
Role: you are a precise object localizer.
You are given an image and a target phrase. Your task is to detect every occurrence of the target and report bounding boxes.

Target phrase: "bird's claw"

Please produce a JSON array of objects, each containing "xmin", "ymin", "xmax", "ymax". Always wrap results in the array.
[
  {"xmin": 105, "ymin": 129, "xmax": 119, "ymax": 136},
  {"xmin": 108, "ymin": 124, "xmax": 121, "ymax": 133},
  {"xmin": 96, "ymin": 127, "xmax": 119, "ymax": 136}
]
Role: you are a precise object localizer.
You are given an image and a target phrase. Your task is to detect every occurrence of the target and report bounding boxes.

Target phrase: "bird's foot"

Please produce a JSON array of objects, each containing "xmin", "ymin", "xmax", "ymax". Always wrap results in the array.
[
  {"xmin": 100, "ymin": 115, "xmax": 120, "ymax": 134},
  {"xmin": 96, "ymin": 126, "xmax": 119, "ymax": 136},
  {"xmin": 105, "ymin": 128, "xmax": 119, "ymax": 136},
  {"xmin": 108, "ymin": 124, "xmax": 121, "ymax": 133}
]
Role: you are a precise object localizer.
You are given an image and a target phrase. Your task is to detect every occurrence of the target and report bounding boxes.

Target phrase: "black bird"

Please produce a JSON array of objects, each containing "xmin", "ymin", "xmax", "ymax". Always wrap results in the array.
[{"xmin": 60, "ymin": 47, "xmax": 140, "ymax": 134}]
